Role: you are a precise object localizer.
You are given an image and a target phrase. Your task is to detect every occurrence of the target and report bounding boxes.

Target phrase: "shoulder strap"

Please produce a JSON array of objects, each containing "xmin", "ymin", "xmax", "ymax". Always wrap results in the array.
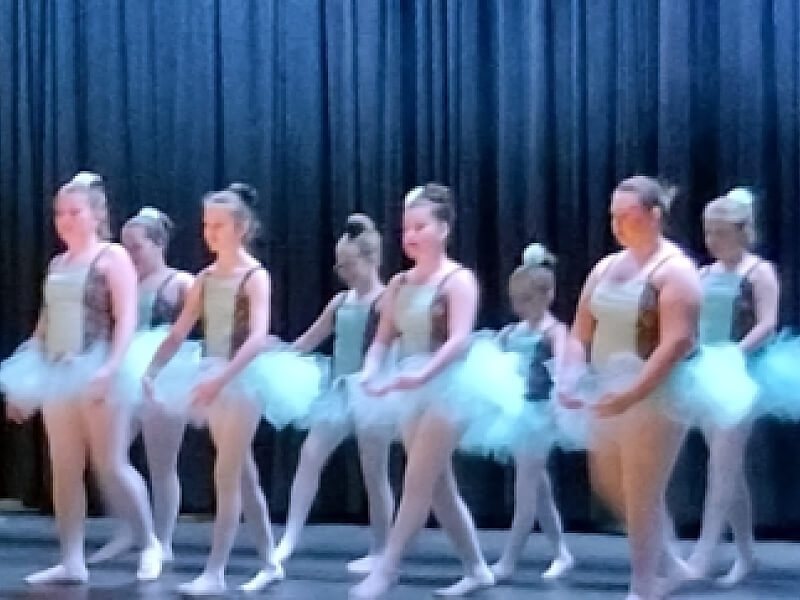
[
  {"xmin": 88, "ymin": 243, "xmax": 112, "ymax": 270},
  {"xmin": 644, "ymin": 252, "xmax": 678, "ymax": 283},
  {"xmin": 154, "ymin": 270, "xmax": 178, "ymax": 300},
  {"xmin": 594, "ymin": 252, "xmax": 622, "ymax": 283},
  {"xmin": 742, "ymin": 258, "xmax": 762, "ymax": 280},
  {"xmin": 369, "ymin": 290, "xmax": 384, "ymax": 311},
  {"xmin": 236, "ymin": 266, "xmax": 261, "ymax": 294},
  {"xmin": 435, "ymin": 266, "xmax": 465, "ymax": 292}
]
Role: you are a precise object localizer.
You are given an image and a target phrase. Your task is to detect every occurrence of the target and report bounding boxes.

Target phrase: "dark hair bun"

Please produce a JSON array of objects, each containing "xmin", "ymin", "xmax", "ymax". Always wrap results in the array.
[{"xmin": 227, "ymin": 182, "xmax": 258, "ymax": 208}]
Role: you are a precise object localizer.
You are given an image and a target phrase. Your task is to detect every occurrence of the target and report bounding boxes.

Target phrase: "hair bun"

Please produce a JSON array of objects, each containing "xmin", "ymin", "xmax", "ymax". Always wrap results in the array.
[
  {"xmin": 344, "ymin": 214, "xmax": 376, "ymax": 240},
  {"xmin": 137, "ymin": 206, "xmax": 164, "ymax": 220},
  {"xmin": 522, "ymin": 242, "xmax": 556, "ymax": 268},
  {"xmin": 70, "ymin": 171, "xmax": 104, "ymax": 189},
  {"xmin": 227, "ymin": 182, "xmax": 258, "ymax": 208},
  {"xmin": 726, "ymin": 187, "xmax": 755, "ymax": 207},
  {"xmin": 345, "ymin": 221, "xmax": 366, "ymax": 240}
]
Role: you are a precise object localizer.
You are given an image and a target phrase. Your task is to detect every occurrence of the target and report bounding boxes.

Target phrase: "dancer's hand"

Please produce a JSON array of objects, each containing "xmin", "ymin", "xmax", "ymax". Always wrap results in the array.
[
  {"xmin": 593, "ymin": 390, "xmax": 635, "ymax": 418},
  {"xmin": 192, "ymin": 375, "xmax": 224, "ymax": 406},
  {"xmin": 87, "ymin": 365, "xmax": 113, "ymax": 403},
  {"xmin": 359, "ymin": 369, "xmax": 382, "ymax": 396},
  {"xmin": 142, "ymin": 374, "xmax": 156, "ymax": 403},
  {"xmin": 557, "ymin": 391, "xmax": 584, "ymax": 410},
  {"xmin": 5, "ymin": 403, "xmax": 31, "ymax": 424},
  {"xmin": 388, "ymin": 371, "xmax": 426, "ymax": 391},
  {"xmin": 361, "ymin": 378, "xmax": 387, "ymax": 396}
]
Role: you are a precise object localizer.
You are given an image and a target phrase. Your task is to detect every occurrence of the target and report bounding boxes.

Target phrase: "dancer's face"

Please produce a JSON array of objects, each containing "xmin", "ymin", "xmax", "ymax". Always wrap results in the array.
[
  {"xmin": 402, "ymin": 203, "xmax": 447, "ymax": 262},
  {"xmin": 203, "ymin": 204, "xmax": 242, "ymax": 255},
  {"xmin": 509, "ymin": 271, "xmax": 553, "ymax": 320},
  {"xmin": 121, "ymin": 224, "xmax": 163, "ymax": 278},
  {"xmin": 334, "ymin": 243, "xmax": 372, "ymax": 288},
  {"xmin": 54, "ymin": 190, "xmax": 98, "ymax": 247},
  {"xmin": 610, "ymin": 190, "xmax": 658, "ymax": 249},
  {"xmin": 703, "ymin": 218, "xmax": 745, "ymax": 262}
]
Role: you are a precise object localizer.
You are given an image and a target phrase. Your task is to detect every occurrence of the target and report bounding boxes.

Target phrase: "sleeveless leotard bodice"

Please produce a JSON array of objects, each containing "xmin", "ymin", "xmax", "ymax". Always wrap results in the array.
[
  {"xmin": 201, "ymin": 267, "xmax": 260, "ymax": 359},
  {"xmin": 699, "ymin": 262, "xmax": 759, "ymax": 345},
  {"xmin": 590, "ymin": 254, "xmax": 674, "ymax": 368},
  {"xmin": 332, "ymin": 296, "xmax": 380, "ymax": 378},
  {"xmin": 43, "ymin": 247, "xmax": 112, "ymax": 358},
  {"xmin": 392, "ymin": 270, "xmax": 459, "ymax": 360},
  {"xmin": 501, "ymin": 325, "xmax": 554, "ymax": 402},
  {"xmin": 138, "ymin": 271, "xmax": 184, "ymax": 330}
]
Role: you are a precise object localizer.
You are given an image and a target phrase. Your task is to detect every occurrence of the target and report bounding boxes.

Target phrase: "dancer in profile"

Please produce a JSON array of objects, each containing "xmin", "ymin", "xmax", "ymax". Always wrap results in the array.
[
  {"xmin": 0, "ymin": 172, "xmax": 163, "ymax": 583},
  {"xmin": 89, "ymin": 207, "xmax": 193, "ymax": 565},
  {"xmin": 143, "ymin": 183, "xmax": 320, "ymax": 595},
  {"xmin": 273, "ymin": 214, "xmax": 394, "ymax": 573}
]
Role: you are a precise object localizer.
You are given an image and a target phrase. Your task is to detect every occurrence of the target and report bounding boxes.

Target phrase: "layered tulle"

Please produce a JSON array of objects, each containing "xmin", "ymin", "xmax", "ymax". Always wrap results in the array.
[
  {"xmin": 348, "ymin": 337, "xmax": 527, "ymax": 454},
  {"xmin": 0, "ymin": 338, "xmax": 142, "ymax": 411},
  {"xmin": 555, "ymin": 344, "xmax": 758, "ymax": 435},
  {"xmin": 749, "ymin": 332, "xmax": 800, "ymax": 420},
  {"xmin": 148, "ymin": 341, "xmax": 322, "ymax": 428},
  {"xmin": 668, "ymin": 343, "xmax": 758, "ymax": 427}
]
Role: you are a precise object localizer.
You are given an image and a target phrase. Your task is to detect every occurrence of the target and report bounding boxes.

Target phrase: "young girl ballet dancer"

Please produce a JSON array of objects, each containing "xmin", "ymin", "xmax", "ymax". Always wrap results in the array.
[
  {"xmin": 89, "ymin": 207, "xmax": 193, "ymax": 564},
  {"xmin": 489, "ymin": 243, "xmax": 573, "ymax": 582},
  {"xmin": 0, "ymin": 172, "xmax": 163, "ymax": 583},
  {"xmin": 349, "ymin": 183, "xmax": 526, "ymax": 599},
  {"xmin": 142, "ymin": 183, "xmax": 320, "ymax": 595},
  {"xmin": 273, "ymin": 214, "xmax": 394, "ymax": 573},
  {"xmin": 686, "ymin": 188, "xmax": 779, "ymax": 585}
]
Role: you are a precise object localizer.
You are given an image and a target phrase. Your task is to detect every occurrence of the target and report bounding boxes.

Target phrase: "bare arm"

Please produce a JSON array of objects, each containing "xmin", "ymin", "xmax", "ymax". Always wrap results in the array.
[
  {"xmin": 292, "ymin": 293, "xmax": 342, "ymax": 353},
  {"xmin": 102, "ymin": 245, "xmax": 138, "ymax": 372},
  {"xmin": 739, "ymin": 261, "xmax": 779, "ymax": 353}
]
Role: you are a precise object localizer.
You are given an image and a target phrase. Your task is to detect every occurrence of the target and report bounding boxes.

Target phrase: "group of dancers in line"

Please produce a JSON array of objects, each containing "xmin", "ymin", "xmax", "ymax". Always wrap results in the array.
[{"xmin": 0, "ymin": 172, "xmax": 799, "ymax": 600}]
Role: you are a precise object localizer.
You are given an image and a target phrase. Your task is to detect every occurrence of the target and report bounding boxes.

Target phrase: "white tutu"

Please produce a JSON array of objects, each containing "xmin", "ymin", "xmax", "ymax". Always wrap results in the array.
[
  {"xmin": 0, "ymin": 338, "xmax": 141, "ymax": 410},
  {"xmin": 349, "ymin": 337, "xmax": 527, "ymax": 454},
  {"xmin": 556, "ymin": 345, "xmax": 758, "ymax": 435},
  {"xmin": 151, "ymin": 346, "xmax": 322, "ymax": 428}
]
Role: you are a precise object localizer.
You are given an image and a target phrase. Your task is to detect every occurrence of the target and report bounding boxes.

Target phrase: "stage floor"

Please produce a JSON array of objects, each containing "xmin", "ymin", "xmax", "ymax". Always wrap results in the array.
[{"xmin": 0, "ymin": 514, "xmax": 798, "ymax": 599}]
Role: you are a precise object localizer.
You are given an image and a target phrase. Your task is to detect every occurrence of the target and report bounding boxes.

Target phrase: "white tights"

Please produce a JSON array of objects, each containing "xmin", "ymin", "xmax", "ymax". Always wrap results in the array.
[{"xmin": 275, "ymin": 421, "xmax": 393, "ymax": 562}]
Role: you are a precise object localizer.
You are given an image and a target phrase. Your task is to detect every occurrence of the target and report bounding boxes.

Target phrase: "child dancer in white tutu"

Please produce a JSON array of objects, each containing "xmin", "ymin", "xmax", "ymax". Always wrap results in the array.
[{"xmin": 489, "ymin": 243, "xmax": 573, "ymax": 582}]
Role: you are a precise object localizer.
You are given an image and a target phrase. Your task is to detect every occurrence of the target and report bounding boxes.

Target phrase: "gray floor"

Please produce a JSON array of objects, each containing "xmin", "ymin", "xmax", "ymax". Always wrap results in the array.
[{"xmin": 0, "ymin": 514, "xmax": 798, "ymax": 599}]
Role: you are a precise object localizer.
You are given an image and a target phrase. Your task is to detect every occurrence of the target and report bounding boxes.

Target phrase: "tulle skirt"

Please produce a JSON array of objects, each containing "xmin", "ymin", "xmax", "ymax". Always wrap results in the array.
[
  {"xmin": 149, "ymin": 340, "xmax": 322, "ymax": 428},
  {"xmin": 292, "ymin": 355, "xmax": 357, "ymax": 430},
  {"xmin": 749, "ymin": 332, "xmax": 800, "ymax": 420},
  {"xmin": 460, "ymin": 399, "xmax": 560, "ymax": 461},
  {"xmin": 348, "ymin": 337, "xmax": 526, "ymax": 454},
  {"xmin": 0, "ymin": 339, "xmax": 141, "ymax": 412},
  {"xmin": 555, "ymin": 344, "xmax": 758, "ymax": 439}
]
